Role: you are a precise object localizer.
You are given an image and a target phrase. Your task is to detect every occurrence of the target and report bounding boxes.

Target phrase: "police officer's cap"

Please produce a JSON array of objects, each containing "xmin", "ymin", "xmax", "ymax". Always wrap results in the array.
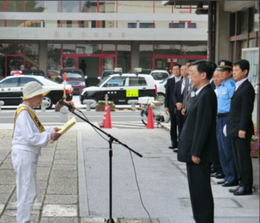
[{"xmin": 216, "ymin": 60, "xmax": 233, "ymax": 71}]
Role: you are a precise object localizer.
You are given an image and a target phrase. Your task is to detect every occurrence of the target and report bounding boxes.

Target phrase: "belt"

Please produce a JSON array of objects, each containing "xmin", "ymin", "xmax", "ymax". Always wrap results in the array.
[{"xmin": 217, "ymin": 113, "xmax": 229, "ymax": 118}]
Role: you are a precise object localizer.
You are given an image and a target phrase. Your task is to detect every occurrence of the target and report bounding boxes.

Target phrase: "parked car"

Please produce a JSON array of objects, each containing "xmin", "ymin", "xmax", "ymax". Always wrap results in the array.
[
  {"xmin": 149, "ymin": 69, "xmax": 169, "ymax": 100},
  {"xmin": 60, "ymin": 68, "xmax": 88, "ymax": 85},
  {"xmin": 63, "ymin": 72, "xmax": 86, "ymax": 95},
  {"xmin": 149, "ymin": 69, "xmax": 169, "ymax": 83},
  {"xmin": 80, "ymin": 73, "xmax": 157, "ymax": 106},
  {"xmin": 0, "ymin": 75, "xmax": 73, "ymax": 109}
]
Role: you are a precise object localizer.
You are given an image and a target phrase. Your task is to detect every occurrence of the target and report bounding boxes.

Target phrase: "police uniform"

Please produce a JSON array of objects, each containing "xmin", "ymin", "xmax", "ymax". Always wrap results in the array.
[
  {"xmin": 11, "ymin": 82, "xmax": 54, "ymax": 223},
  {"xmin": 215, "ymin": 60, "xmax": 238, "ymax": 186}
]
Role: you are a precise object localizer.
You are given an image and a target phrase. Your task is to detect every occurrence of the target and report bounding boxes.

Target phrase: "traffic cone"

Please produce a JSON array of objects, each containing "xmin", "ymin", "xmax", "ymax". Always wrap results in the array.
[
  {"xmin": 146, "ymin": 106, "xmax": 154, "ymax": 129},
  {"xmin": 102, "ymin": 104, "xmax": 112, "ymax": 128}
]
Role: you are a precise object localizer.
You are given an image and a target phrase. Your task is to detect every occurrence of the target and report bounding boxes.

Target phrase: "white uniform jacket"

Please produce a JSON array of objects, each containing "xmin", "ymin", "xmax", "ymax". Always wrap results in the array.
[{"xmin": 12, "ymin": 104, "xmax": 53, "ymax": 154}]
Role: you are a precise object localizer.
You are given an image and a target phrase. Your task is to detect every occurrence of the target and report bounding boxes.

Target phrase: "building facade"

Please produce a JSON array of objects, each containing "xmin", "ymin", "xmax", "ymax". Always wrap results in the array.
[{"xmin": 0, "ymin": 0, "xmax": 208, "ymax": 83}]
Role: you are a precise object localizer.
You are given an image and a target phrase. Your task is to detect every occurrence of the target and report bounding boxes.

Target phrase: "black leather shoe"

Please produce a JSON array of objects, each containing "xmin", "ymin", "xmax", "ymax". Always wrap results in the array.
[
  {"xmin": 210, "ymin": 168, "xmax": 216, "ymax": 174},
  {"xmin": 233, "ymin": 186, "xmax": 252, "ymax": 196},
  {"xmin": 215, "ymin": 173, "xmax": 225, "ymax": 179},
  {"xmin": 222, "ymin": 181, "xmax": 238, "ymax": 187},
  {"xmin": 211, "ymin": 172, "xmax": 217, "ymax": 177},
  {"xmin": 229, "ymin": 186, "xmax": 240, "ymax": 193},
  {"xmin": 168, "ymin": 146, "xmax": 174, "ymax": 149},
  {"xmin": 217, "ymin": 180, "xmax": 226, "ymax": 184},
  {"xmin": 173, "ymin": 148, "xmax": 178, "ymax": 153}
]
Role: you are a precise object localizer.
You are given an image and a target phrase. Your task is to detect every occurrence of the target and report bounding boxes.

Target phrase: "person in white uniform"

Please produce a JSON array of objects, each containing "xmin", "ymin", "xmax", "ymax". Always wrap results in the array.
[{"xmin": 12, "ymin": 81, "xmax": 61, "ymax": 223}]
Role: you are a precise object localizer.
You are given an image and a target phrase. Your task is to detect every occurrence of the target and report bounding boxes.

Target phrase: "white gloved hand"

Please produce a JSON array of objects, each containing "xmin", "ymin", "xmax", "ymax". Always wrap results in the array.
[{"xmin": 223, "ymin": 124, "xmax": 227, "ymax": 137}]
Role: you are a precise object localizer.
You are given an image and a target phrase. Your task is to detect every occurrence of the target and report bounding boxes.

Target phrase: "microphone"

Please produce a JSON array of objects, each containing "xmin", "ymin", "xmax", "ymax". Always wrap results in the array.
[{"xmin": 56, "ymin": 98, "xmax": 75, "ymax": 112}]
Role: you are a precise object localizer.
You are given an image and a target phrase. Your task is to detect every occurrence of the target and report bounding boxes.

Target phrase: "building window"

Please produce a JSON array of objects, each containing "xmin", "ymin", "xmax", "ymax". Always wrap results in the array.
[
  {"xmin": 58, "ymin": 1, "xmax": 80, "ymax": 12},
  {"xmin": 139, "ymin": 44, "xmax": 153, "ymax": 69},
  {"xmin": 117, "ymin": 44, "xmax": 131, "ymax": 73},
  {"xmin": 139, "ymin": 23, "xmax": 154, "ymax": 28},
  {"xmin": 91, "ymin": 21, "xmax": 106, "ymax": 28},
  {"xmin": 128, "ymin": 23, "xmax": 137, "ymax": 28},
  {"xmin": 66, "ymin": 20, "xmax": 72, "ymax": 28},
  {"xmin": 48, "ymin": 44, "xmax": 62, "ymax": 70},
  {"xmin": 169, "ymin": 23, "xmax": 185, "ymax": 28},
  {"xmin": 0, "ymin": 0, "xmax": 45, "ymax": 12},
  {"xmin": 188, "ymin": 23, "xmax": 197, "ymax": 28}
]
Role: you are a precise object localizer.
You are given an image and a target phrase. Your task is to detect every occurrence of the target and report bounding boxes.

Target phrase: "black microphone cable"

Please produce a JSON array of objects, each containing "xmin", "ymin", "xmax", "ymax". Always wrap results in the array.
[
  {"xmin": 76, "ymin": 107, "xmax": 110, "ymax": 142},
  {"xmin": 58, "ymin": 98, "xmax": 111, "ymax": 142},
  {"xmin": 128, "ymin": 150, "xmax": 153, "ymax": 223}
]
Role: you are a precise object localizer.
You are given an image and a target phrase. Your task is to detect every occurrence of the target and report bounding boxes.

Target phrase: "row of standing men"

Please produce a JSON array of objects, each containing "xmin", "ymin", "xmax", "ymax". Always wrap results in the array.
[{"xmin": 164, "ymin": 59, "xmax": 255, "ymax": 223}]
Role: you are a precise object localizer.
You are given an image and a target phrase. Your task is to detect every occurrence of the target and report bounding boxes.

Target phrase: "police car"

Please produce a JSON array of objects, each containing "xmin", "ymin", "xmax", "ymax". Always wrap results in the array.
[
  {"xmin": 0, "ymin": 75, "xmax": 72, "ymax": 109},
  {"xmin": 80, "ymin": 73, "xmax": 157, "ymax": 105}
]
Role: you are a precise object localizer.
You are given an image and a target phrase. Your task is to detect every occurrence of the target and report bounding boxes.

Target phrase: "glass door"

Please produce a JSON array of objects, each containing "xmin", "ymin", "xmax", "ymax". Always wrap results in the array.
[
  {"xmin": 61, "ymin": 53, "xmax": 116, "ymax": 86},
  {"xmin": 62, "ymin": 54, "xmax": 79, "ymax": 69},
  {"xmin": 101, "ymin": 54, "xmax": 116, "ymax": 75}
]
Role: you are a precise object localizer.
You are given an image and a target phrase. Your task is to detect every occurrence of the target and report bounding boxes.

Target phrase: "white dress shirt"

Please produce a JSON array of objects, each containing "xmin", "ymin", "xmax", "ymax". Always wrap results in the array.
[
  {"xmin": 175, "ymin": 76, "xmax": 182, "ymax": 83},
  {"xmin": 195, "ymin": 83, "xmax": 210, "ymax": 96},
  {"xmin": 235, "ymin": 77, "xmax": 248, "ymax": 90}
]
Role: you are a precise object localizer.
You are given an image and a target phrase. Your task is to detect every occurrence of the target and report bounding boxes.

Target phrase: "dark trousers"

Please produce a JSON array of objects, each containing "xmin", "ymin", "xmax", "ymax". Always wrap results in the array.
[
  {"xmin": 216, "ymin": 117, "xmax": 237, "ymax": 183},
  {"xmin": 230, "ymin": 137, "xmax": 253, "ymax": 189},
  {"xmin": 169, "ymin": 110, "xmax": 177, "ymax": 147},
  {"xmin": 211, "ymin": 146, "xmax": 223, "ymax": 174},
  {"xmin": 176, "ymin": 110, "xmax": 184, "ymax": 136},
  {"xmin": 186, "ymin": 162, "xmax": 214, "ymax": 223}
]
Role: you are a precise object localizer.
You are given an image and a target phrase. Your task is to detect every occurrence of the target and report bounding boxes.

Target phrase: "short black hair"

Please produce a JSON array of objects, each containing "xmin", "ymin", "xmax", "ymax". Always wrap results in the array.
[
  {"xmin": 186, "ymin": 60, "xmax": 194, "ymax": 67},
  {"xmin": 192, "ymin": 60, "xmax": 216, "ymax": 80},
  {"xmin": 172, "ymin": 63, "xmax": 181, "ymax": 68},
  {"xmin": 233, "ymin": 59, "xmax": 250, "ymax": 75}
]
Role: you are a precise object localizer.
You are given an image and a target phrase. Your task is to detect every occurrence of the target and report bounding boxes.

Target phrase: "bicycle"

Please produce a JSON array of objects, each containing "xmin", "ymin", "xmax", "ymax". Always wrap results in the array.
[{"xmin": 138, "ymin": 96, "xmax": 169, "ymax": 127}]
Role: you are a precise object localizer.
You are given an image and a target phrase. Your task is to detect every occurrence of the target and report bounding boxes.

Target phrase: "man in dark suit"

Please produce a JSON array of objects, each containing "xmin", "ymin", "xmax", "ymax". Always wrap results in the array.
[
  {"xmin": 178, "ymin": 61, "xmax": 217, "ymax": 223},
  {"xmin": 165, "ymin": 63, "xmax": 182, "ymax": 150},
  {"xmin": 227, "ymin": 59, "xmax": 255, "ymax": 195},
  {"xmin": 173, "ymin": 65, "xmax": 189, "ymax": 152}
]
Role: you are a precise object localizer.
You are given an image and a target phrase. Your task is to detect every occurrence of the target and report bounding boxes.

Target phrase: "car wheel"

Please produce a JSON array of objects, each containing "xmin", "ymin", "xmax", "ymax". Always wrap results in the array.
[{"xmin": 43, "ymin": 96, "xmax": 53, "ymax": 109}]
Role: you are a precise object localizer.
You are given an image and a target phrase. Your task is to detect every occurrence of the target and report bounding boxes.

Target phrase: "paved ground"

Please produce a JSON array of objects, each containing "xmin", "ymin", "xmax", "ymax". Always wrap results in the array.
[{"xmin": 0, "ymin": 120, "xmax": 259, "ymax": 223}]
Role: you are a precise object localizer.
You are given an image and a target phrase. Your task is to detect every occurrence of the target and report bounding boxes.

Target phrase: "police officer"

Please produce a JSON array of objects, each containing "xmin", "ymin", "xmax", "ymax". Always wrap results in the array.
[{"xmin": 215, "ymin": 60, "xmax": 238, "ymax": 186}]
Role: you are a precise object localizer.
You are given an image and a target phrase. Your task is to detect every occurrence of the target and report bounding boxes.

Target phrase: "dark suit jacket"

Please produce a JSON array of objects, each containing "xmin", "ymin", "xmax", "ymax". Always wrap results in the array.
[
  {"xmin": 178, "ymin": 84, "xmax": 218, "ymax": 163},
  {"xmin": 165, "ymin": 77, "xmax": 177, "ymax": 111},
  {"xmin": 174, "ymin": 79, "xmax": 184, "ymax": 103},
  {"xmin": 227, "ymin": 80, "xmax": 255, "ymax": 138}
]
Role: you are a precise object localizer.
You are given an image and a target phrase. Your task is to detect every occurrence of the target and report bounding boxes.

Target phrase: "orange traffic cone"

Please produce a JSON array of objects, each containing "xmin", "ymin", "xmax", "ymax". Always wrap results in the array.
[
  {"xmin": 146, "ymin": 106, "xmax": 154, "ymax": 129},
  {"xmin": 101, "ymin": 104, "xmax": 112, "ymax": 128}
]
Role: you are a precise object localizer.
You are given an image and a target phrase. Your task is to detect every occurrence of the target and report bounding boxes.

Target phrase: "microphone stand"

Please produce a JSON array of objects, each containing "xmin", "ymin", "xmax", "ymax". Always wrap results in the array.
[{"xmin": 63, "ymin": 104, "xmax": 143, "ymax": 223}]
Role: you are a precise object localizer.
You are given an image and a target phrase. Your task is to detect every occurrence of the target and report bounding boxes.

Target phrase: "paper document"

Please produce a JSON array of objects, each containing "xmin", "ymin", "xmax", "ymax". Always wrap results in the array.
[{"xmin": 58, "ymin": 117, "xmax": 77, "ymax": 135}]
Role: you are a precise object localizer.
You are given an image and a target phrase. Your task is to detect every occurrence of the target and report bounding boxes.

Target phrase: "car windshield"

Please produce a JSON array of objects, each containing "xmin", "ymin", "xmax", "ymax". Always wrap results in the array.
[
  {"xmin": 0, "ymin": 78, "xmax": 19, "ymax": 87},
  {"xmin": 98, "ymin": 75, "xmax": 111, "ymax": 86},
  {"xmin": 66, "ymin": 73, "xmax": 82, "ymax": 79},
  {"xmin": 103, "ymin": 76, "xmax": 126, "ymax": 87},
  {"xmin": 151, "ymin": 72, "xmax": 168, "ymax": 80}
]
